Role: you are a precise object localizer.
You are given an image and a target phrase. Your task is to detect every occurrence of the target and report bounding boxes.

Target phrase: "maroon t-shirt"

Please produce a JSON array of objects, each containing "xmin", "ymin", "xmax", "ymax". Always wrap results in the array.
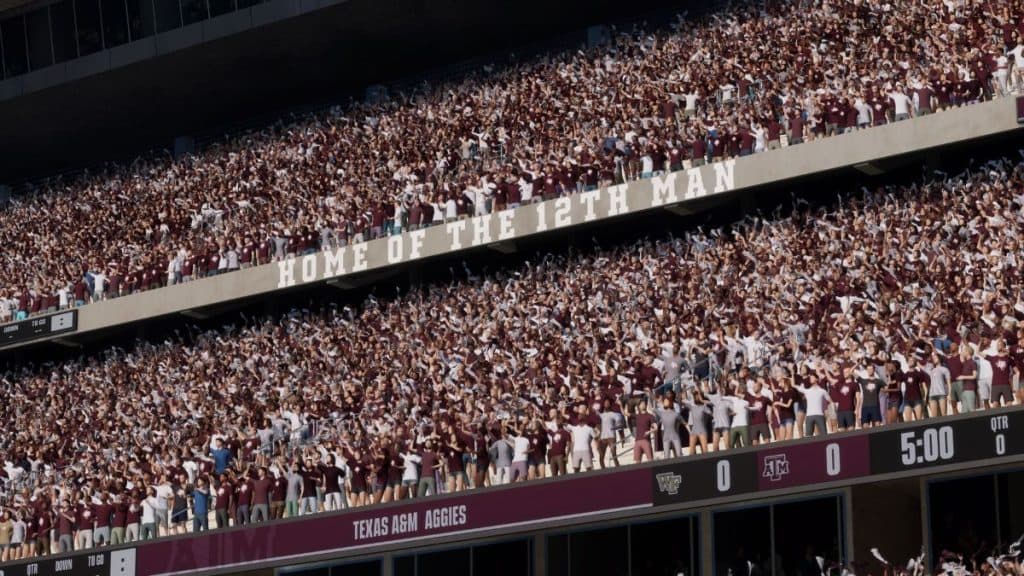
[
  {"xmin": 252, "ymin": 478, "xmax": 272, "ymax": 506},
  {"xmin": 549, "ymin": 429, "xmax": 571, "ymax": 456},
  {"xmin": 961, "ymin": 359, "xmax": 978, "ymax": 391},
  {"xmin": 829, "ymin": 381, "xmax": 857, "ymax": 412},
  {"xmin": 987, "ymin": 355, "xmax": 1012, "ymax": 386},
  {"xmin": 745, "ymin": 393, "xmax": 770, "ymax": 424},
  {"xmin": 235, "ymin": 480, "xmax": 252, "ymax": 507},
  {"xmin": 94, "ymin": 503, "xmax": 113, "ymax": 528},
  {"xmin": 215, "ymin": 482, "xmax": 232, "ymax": 510},
  {"xmin": 635, "ymin": 413, "xmax": 654, "ymax": 439},
  {"xmin": 272, "ymin": 477, "xmax": 287, "ymax": 502},
  {"xmin": 111, "ymin": 502, "xmax": 128, "ymax": 528}
]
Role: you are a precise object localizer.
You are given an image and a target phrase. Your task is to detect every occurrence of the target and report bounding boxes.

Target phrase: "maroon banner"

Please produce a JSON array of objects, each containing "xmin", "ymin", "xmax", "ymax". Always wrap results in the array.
[
  {"xmin": 137, "ymin": 467, "xmax": 651, "ymax": 576},
  {"xmin": 756, "ymin": 434, "xmax": 870, "ymax": 491}
]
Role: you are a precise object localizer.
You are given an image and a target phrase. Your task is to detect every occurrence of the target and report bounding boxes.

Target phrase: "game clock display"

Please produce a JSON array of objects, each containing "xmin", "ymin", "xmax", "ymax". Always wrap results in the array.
[{"xmin": 869, "ymin": 410, "xmax": 1023, "ymax": 474}]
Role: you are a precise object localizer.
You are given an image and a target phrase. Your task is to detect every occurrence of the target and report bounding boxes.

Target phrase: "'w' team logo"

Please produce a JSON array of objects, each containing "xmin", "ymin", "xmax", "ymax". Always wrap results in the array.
[
  {"xmin": 656, "ymin": 472, "xmax": 683, "ymax": 495},
  {"xmin": 762, "ymin": 454, "xmax": 791, "ymax": 482}
]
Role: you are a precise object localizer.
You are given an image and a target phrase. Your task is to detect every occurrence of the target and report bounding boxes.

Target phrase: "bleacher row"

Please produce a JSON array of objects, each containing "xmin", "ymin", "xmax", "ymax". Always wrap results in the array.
[
  {"xmin": 1, "ymin": 0, "xmax": 1023, "ymax": 321},
  {"xmin": 1, "ymin": 153, "xmax": 1024, "ymax": 556}
]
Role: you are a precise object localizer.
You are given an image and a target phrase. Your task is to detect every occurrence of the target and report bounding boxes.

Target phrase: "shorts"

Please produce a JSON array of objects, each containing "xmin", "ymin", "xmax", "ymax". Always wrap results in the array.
[
  {"xmin": 171, "ymin": 509, "xmax": 188, "ymax": 524},
  {"xmin": 749, "ymin": 423, "xmax": 770, "ymax": 442},
  {"xmin": 837, "ymin": 411, "xmax": 855, "ymax": 429},
  {"xmin": 904, "ymin": 398, "xmax": 924, "ymax": 409},
  {"xmin": 825, "ymin": 403, "xmax": 837, "ymax": 420},
  {"xmin": 861, "ymin": 405, "xmax": 882, "ymax": 424},
  {"xmin": 794, "ymin": 402, "xmax": 806, "ymax": 414},
  {"xmin": 991, "ymin": 385, "xmax": 1013, "ymax": 405},
  {"xmin": 779, "ymin": 418, "xmax": 795, "ymax": 427},
  {"xmin": 571, "ymin": 450, "xmax": 591, "ymax": 470},
  {"xmin": 929, "ymin": 393, "xmax": 947, "ymax": 401},
  {"xmin": 402, "ymin": 479, "xmax": 417, "ymax": 487}
]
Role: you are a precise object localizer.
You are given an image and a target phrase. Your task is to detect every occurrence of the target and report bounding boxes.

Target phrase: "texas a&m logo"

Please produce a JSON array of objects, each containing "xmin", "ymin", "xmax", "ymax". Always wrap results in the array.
[
  {"xmin": 762, "ymin": 454, "xmax": 791, "ymax": 482},
  {"xmin": 655, "ymin": 472, "xmax": 683, "ymax": 495}
]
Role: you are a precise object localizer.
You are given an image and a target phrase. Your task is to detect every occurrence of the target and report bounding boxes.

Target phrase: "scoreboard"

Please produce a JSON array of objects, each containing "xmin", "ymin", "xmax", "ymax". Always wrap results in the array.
[
  {"xmin": 0, "ymin": 549, "xmax": 134, "ymax": 576},
  {"xmin": 0, "ymin": 310, "xmax": 76, "ymax": 346},
  {"xmin": 0, "ymin": 409, "xmax": 1021, "ymax": 576},
  {"xmin": 652, "ymin": 409, "xmax": 1023, "ymax": 506}
]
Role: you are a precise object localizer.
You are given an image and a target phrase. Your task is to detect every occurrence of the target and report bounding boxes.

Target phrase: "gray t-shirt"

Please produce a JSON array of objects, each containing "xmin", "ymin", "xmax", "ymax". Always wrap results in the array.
[
  {"xmin": 656, "ymin": 407, "xmax": 682, "ymax": 439},
  {"xmin": 490, "ymin": 440, "xmax": 513, "ymax": 467},
  {"xmin": 286, "ymin": 472, "xmax": 303, "ymax": 502},
  {"xmin": 599, "ymin": 411, "xmax": 624, "ymax": 440}
]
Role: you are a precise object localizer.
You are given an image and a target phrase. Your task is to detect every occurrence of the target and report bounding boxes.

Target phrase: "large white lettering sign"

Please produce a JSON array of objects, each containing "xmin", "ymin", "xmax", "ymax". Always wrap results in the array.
[{"xmin": 277, "ymin": 161, "xmax": 737, "ymax": 289}]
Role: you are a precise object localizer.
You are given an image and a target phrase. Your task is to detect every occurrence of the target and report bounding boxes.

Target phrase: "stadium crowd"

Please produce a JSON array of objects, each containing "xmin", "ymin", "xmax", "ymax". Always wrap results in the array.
[
  {"xmin": 1, "ymin": 0, "xmax": 1024, "ymax": 321},
  {"xmin": 0, "ymin": 154, "xmax": 1023, "ymax": 556}
]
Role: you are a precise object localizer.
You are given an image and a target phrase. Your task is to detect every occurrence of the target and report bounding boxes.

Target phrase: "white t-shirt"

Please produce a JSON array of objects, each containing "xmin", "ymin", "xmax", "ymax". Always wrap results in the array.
[
  {"xmin": 155, "ymin": 485, "xmax": 172, "ymax": 511},
  {"xmin": 512, "ymin": 436, "xmax": 530, "ymax": 463},
  {"xmin": 729, "ymin": 397, "xmax": 750, "ymax": 427},
  {"xmin": 568, "ymin": 425, "xmax": 595, "ymax": 453},
  {"xmin": 142, "ymin": 497, "xmax": 157, "ymax": 523},
  {"xmin": 1010, "ymin": 45, "xmax": 1024, "ymax": 68},
  {"xmin": 401, "ymin": 453, "xmax": 421, "ymax": 482},
  {"xmin": 794, "ymin": 385, "xmax": 831, "ymax": 417},
  {"xmin": 889, "ymin": 92, "xmax": 911, "ymax": 115}
]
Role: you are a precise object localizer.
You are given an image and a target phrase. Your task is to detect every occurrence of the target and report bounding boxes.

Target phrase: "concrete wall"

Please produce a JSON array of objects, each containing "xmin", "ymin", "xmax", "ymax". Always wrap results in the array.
[{"xmin": 9, "ymin": 97, "xmax": 1023, "ymax": 350}]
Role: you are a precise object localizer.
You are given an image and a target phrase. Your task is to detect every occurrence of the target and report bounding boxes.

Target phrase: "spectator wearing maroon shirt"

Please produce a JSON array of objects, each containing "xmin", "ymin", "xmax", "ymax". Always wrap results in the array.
[
  {"xmin": 110, "ymin": 495, "xmax": 128, "ymax": 545},
  {"xmin": 633, "ymin": 403, "xmax": 655, "ymax": 463},
  {"xmin": 250, "ymin": 467, "xmax": 272, "ymax": 523},
  {"xmin": 828, "ymin": 368, "xmax": 858, "ymax": 432},
  {"xmin": 527, "ymin": 420, "xmax": 549, "ymax": 480},
  {"xmin": 745, "ymin": 379, "xmax": 772, "ymax": 443},
  {"xmin": 57, "ymin": 503, "xmax": 74, "ymax": 553},
  {"xmin": 322, "ymin": 458, "xmax": 345, "ymax": 512},
  {"xmin": 788, "ymin": 109, "xmax": 806, "ymax": 144},
  {"xmin": 299, "ymin": 462, "xmax": 319, "ymax": 515},
  {"xmin": 947, "ymin": 344, "xmax": 965, "ymax": 415},
  {"xmin": 93, "ymin": 493, "xmax": 113, "ymax": 547},
  {"xmin": 214, "ymin": 475, "xmax": 232, "ymax": 529},
  {"xmin": 74, "ymin": 500, "xmax": 95, "ymax": 550},
  {"xmin": 234, "ymin": 474, "xmax": 253, "ymax": 526},
  {"xmin": 547, "ymin": 419, "xmax": 571, "ymax": 477},
  {"xmin": 986, "ymin": 340, "xmax": 1014, "ymax": 407},
  {"xmin": 270, "ymin": 472, "xmax": 287, "ymax": 520},
  {"xmin": 125, "ymin": 493, "xmax": 141, "ymax": 543},
  {"xmin": 902, "ymin": 358, "xmax": 929, "ymax": 422}
]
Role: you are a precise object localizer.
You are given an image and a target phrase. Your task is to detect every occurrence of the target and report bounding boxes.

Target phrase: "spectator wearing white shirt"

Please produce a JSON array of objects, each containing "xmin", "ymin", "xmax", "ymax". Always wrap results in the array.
[
  {"xmin": 567, "ymin": 421, "xmax": 597, "ymax": 473},
  {"xmin": 793, "ymin": 373, "xmax": 831, "ymax": 437},
  {"xmin": 889, "ymin": 85, "xmax": 913, "ymax": 121}
]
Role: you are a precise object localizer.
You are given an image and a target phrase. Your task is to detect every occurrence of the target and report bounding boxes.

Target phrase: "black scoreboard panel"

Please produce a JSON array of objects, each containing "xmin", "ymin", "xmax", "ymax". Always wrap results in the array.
[
  {"xmin": 0, "ymin": 310, "xmax": 77, "ymax": 345},
  {"xmin": 652, "ymin": 451, "xmax": 759, "ymax": 505},
  {"xmin": 870, "ymin": 410, "xmax": 1024, "ymax": 475},
  {"xmin": 0, "ymin": 549, "xmax": 134, "ymax": 576}
]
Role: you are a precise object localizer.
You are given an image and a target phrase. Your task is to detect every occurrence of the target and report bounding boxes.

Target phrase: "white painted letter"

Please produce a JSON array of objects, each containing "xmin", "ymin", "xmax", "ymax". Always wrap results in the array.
[
  {"xmin": 686, "ymin": 168, "xmax": 706, "ymax": 199},
  {"xmin": 608, "ymin": 184, "xmax": 629, "ymax": 216},
  {"xmin": 387, "ymin": 235, "xmax": 403, "ymax": 263},
  {"xmin": 409, "ymin": 229, "xmax": 426, "ymax": 259},
  {"xmin": 301, "ymin": 254, "xmax": 317, "ymax": 283},
  {"xmin": 446, "ymin": 220, "xmax": 468, "ymax": 250},
  {"xmin": 497, "ymin": 209, "xmax": 515, "ymax": 240},
  {"xmin": 579, "ymin": 189, "xmax": 600, "ymax": 221},
  {"xmin": 322, "ymin": 247, "xmax": 347, "ymax": 278},
  {"xmin": 472, "ymin": 214, "xmax": 493, "ymax": 246},
  {"xmin": 277, "ymin": 258, "xmax": 296, "ymax": 288},
  {"xmin": 713, "ymin": 160, "xmax": 736, "ymax": 193},
  {"xmin": 352, "ymin": 243, "xmax": 368, "ymax": 272},
  {"xmin": 650, "ymin": 173, "xmax": 678, "ymax": 206}
]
